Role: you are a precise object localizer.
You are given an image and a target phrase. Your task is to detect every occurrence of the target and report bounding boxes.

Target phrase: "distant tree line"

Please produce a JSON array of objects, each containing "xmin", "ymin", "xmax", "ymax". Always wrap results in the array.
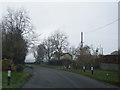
[{"xmin": 35, "ymin": 30, "xmax": 101, "ymax": 69}]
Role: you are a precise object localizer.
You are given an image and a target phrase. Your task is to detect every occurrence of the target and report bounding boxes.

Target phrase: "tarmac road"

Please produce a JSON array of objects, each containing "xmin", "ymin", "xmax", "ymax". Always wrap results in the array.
[{"xmin": 23, "ymin": 65, "xmax": 118, "ymax": 88}]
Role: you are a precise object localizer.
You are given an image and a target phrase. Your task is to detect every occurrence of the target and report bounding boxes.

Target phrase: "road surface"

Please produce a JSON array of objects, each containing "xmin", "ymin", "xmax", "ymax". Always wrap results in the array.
[{"xmin": 23, "ymin": 65, "xmax": 118, "ymax": 88}]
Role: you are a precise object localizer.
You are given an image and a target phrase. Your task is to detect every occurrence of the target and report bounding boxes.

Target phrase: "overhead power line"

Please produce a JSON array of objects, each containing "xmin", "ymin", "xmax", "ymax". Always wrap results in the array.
[{"xmin": 85, "ymin": 18, "xmax": 120, "ymax": 34}]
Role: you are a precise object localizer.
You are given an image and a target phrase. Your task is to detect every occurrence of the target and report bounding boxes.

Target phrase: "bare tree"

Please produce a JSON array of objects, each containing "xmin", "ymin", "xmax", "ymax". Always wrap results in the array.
[
  {"xmin": 43, "ymin": 37, "xmax": 55, "ymax": 62},
  {"xmin": 1, "ymin": 8, "xmax": 34, "ymax": 64},
  {"xmin": 36, "ymin": 44, "xmax": 46, "ymax": 63},
  {"xmin": 2, "ymin": 8, "xmax": 33, "ymax": 35},
  {"xmin": 75, "ymin": 45, "xmax": 91, "ymax": 68},
  {"xmin": 67, "ymin": 46, "xmax": 77, "ymax": 60},
  {"xmin": 51, "ymin": 30, "xmax": 69, "ymax": 60},
  {"xmin": 80, "ymin": 45, "xmax": 91, "ymax": 56},
  {"xmin": 31, "ymin": 45, "xmax": 38, "ymax": 61}
]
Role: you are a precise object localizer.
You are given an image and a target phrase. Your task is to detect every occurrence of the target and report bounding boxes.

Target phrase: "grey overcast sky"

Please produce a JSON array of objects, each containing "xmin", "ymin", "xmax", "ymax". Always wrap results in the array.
[{"xmin": 1, "ymin": 2, "xmax": 118, "ymax": 55}]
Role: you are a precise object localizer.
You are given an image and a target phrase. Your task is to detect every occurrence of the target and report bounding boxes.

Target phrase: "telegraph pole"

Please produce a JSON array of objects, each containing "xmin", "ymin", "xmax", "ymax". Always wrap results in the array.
[
  {"xmin": 100, "ymin": 44, "xmax": 103, "ymax": 55},
  {"xmin": 80, "ymin": 32, "xmax": 83, "ymax": 49},
  {"xmin": 101, "ymin": 48, "xmax": 103, "ymax": 55},
  {"xmin": 80, "ymin": 32, "xmax": 85, "ymax": 71}
]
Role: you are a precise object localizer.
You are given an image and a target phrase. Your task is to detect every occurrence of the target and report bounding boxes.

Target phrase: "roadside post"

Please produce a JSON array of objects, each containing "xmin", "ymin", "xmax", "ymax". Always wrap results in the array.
[
  {"xmin": 106, "ymin": 73, "xmax": 109, "ymax": 81},
  {"xmin": 8, "ymin": 65, "xmax": 11, "ymax": 85},
  {"xmin": 83, "ymin": 66, "xmax": 85, "ymax": 72},
  {"xmin": 91, "ymin": 65, "xmax": 94, "ymax": 75}
]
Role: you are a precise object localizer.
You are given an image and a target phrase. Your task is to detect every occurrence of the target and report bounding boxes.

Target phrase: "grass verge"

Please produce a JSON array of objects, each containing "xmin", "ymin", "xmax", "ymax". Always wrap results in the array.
[
  {"xmin": 2, "ymin": 71, "xmax": 30, "ymax": 88},
  {"xmin": 39, "ymin": 64, "xmax": 119, "ymax": 86}
]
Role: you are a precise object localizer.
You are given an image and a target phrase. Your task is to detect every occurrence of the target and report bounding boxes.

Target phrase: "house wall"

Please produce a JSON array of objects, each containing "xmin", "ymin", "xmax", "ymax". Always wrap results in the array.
[
  {"xmin": 99, "ymin": 63, "xmax": 118, "ymax": 71},
  {"xmin": 98, "ymin": 55, "xmax": 119, "ymax": 71}
]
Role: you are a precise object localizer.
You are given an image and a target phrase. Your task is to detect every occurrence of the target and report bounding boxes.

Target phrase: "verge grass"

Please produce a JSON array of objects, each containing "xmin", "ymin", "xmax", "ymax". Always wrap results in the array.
[{"xmin": 2, "ymin": 71, "xmax": 30, "ymax": 88}]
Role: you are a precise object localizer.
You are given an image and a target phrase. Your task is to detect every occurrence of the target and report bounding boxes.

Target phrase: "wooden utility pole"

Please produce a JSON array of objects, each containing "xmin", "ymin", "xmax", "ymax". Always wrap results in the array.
[
  {"xmin": 80, "ymin": 32, "xmax": 83, "ymax": 49},
  {"xmin": 100, "ymin": 44, "xmax": 103, "ymax": 55}
]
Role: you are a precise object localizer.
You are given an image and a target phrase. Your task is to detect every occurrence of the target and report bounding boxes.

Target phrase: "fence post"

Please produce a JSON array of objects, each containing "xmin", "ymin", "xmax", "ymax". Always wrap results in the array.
[
  {"xmin": 8, "ymin": 65, "xmax": 11, "ymax": 85},
  {"xmin": 91, "ymin": 66, "xmax": 94, "ymax": 75},
  {"xmin": 83, "ymin": 66, "xmax": 85, "ymax": 72}
]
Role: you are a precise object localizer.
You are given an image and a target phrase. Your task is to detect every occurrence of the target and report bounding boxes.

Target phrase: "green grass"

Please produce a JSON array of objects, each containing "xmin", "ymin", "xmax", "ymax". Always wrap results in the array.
[
  {"xmin": 39, "ymin": 64, "xmax": 119, "ymax": 85},
  {"xmin": 2, "ymin": 71, "xmax": 30, "ymax": 88}
]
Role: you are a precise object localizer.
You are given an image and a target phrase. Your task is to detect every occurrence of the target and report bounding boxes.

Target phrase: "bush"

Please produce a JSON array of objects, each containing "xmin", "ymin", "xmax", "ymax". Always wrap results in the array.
[
  {"xmin": 48, "ymin": 59, "xmax": 64, "ymax": 66},
  {"xmin": 48, "ymin": 59, "xmax": 73, "ymax": 68},
  {"xmin": 2, "ymin": 58, "xmax": 16, "ymax": 71},
  {"xmin": 63, "ymin": 59, "xmax": 72, "ymax": 68},
  {"xmin": 16, "ymin": 64, "xmax": 24, "ymax": 72}
]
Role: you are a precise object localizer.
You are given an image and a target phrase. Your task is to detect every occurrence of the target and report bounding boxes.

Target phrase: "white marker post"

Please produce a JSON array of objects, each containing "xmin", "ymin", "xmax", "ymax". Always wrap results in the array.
[
  {"xmin": 83, "ymin": 66, "xmax": 85, "ymax": 72},
  {"xmin": 8, "ymin": 65, "xmax": 11, "ymax": 85},
  {"xmin": 91, "ymin": 66, "xmax": 94, "ymax": 75}
]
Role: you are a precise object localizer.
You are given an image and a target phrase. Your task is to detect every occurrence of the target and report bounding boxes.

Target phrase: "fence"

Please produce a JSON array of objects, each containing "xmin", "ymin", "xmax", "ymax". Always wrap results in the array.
[{"xmin": 99, "ymin": 55, "xmax": 119, "ymax": 71}]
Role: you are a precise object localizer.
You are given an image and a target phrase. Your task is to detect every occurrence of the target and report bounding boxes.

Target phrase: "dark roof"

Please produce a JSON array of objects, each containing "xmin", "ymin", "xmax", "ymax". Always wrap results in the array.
[
  {"xmin": 111, "ymin": 51, "xmax": 118, "ymax": 55},
  {"xmin": 61, "ymin": 53, "xmax": 72, "ymax": 57}
]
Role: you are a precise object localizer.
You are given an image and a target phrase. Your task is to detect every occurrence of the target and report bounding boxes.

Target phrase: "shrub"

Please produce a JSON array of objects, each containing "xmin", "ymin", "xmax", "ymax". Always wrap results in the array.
[
  {"xmin": 48, "ymin": 59, "xmax": 63, "ymax": 66},
  {"xmin": 16, "ymin": 64, "xmax": 24, "ymax": 72},
  {"xmin": 2, "ymin": 58, "xmax": 16, "ymax": 71},
  {"xmin": 62, "ymin": 59, "xmax": 72, "ymax": 68}
]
